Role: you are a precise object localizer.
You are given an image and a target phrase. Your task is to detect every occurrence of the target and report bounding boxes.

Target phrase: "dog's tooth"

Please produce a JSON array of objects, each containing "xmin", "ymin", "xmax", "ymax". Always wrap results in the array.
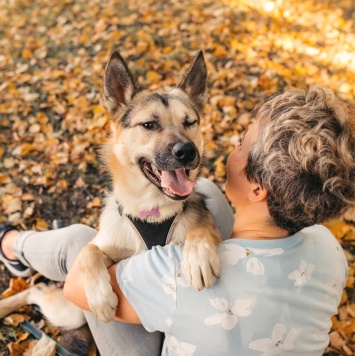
[{"xmin": 152, "ymin": 165, "xmax": 161, "ymax": 176}]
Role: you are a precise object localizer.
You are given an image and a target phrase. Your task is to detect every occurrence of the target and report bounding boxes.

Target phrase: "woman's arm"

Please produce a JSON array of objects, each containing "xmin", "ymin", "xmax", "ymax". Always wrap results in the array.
[{"xmin": 63, "ymin": 253, "xmax": 141, "ymax": 324}]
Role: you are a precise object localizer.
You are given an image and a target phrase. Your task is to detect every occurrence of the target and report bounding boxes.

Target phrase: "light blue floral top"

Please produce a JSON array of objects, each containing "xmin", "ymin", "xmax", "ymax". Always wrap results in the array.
[{"xmin": 117, "ymin": 225, "xmax": 347, "ymax": 355}]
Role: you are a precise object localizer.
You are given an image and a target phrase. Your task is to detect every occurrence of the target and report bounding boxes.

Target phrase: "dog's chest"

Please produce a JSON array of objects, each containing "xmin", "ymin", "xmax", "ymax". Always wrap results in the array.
[
  {"xmin": 95, "ymin": 208, "xmax": 183, "ymax": 260},
  {"xmin": 127, "ymin": 215, "xmax": 176, "ymax": 250}
]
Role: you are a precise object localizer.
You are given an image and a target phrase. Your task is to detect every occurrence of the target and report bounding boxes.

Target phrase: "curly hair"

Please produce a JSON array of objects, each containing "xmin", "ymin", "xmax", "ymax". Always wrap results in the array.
[{"xmin": 245, "ymin": 86, "xmax": 355, "ymax": 234}]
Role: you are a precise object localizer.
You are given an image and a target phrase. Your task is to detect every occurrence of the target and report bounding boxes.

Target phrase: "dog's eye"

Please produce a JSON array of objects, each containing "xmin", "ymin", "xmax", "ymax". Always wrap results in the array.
[
  {"xmin": 183, "ymin": 120, "xmax": 197, "ymax": 128},
  {"xmin": 142, "ymin": 122, "xmax": 156, "ymax": 130}
]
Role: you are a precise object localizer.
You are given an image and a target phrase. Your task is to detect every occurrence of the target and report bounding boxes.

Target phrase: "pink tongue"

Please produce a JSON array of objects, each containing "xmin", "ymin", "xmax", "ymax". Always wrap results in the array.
[{"xmin": 161, "ymin": 169, "xmax": 194, "ymax": 196}]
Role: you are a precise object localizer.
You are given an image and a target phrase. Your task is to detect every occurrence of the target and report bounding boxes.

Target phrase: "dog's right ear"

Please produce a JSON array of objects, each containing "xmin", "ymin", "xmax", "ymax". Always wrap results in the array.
[
  {"xmin": 102, "ymin": 51, "xmax": 137, "ymax": 114},
  {"xmin": 177, "ymin": 50, "xmax": 207, "ymax": 111}
]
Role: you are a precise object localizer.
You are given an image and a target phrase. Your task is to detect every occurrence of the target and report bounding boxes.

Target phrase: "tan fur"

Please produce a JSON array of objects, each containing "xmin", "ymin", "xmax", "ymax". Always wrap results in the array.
[
  {"xmin": 79, "ymin": 50, "xmax": 222, "ymax": 322},
  {"xmin": 0, "ymin": 52, "xmax": 222, "ymax": 332},
  {"xmin": 0, "ymin": 283, "xmax": 86, "ymax": 330}
]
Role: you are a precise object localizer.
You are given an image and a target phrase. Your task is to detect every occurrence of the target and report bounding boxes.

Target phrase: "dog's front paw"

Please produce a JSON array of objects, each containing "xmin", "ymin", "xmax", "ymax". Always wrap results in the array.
[
  {"xmin": 183, "ymin": 237, "xmax": 220, "ymax": 291},
  {"xmin": 85, "ymin": 275, "xmax": 119, "ymax": 323}
]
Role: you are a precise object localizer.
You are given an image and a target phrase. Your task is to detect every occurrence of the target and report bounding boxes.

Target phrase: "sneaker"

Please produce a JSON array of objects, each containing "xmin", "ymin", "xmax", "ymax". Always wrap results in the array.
[{"xmin": 0, "ymin": 223, "xmax": 32, "ymax": 278}]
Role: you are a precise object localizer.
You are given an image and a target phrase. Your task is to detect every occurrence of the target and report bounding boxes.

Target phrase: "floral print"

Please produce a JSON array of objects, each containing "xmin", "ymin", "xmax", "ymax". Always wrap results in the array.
[
  {"xmin": 162, "ymin": 273, "xmax": 177, "ymax": 300},
  {"xmin": 204, "ymin": 297, "xmax": 253, "ymax": 330},
  {"xmin": 219, "ymin": 244, "xmax": 284, "ymax": 275},
  {"xmin": 249, "ymin": 323, "xmax": 300, "ymax": 355},
  {"xmin": 288, "ymin": 260, "xmax": 315, "ymax": 286},
  {"xmin": 164, "ymin": 336, "xmax": 196, "ymax": 356},
  {"xmin": 117, "ymin": 227, "xmax": 347, "ymax": 355}
]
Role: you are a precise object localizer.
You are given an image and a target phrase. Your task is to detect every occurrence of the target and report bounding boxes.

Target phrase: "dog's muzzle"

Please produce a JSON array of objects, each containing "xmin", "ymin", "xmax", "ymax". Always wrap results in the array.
[{"xmin": 139, "ymin": 142, "xmax": 199, "ymax": 201}]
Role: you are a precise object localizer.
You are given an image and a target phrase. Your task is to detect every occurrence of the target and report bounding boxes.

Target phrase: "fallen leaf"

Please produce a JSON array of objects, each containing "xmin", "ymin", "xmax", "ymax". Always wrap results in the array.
[
  {"xmin": 329, "ymin": 330, "xmax": 346, "ymax": 349},
  {"xmin": 4, "ymin": 314, "xmax": 29, "ymax": 327},
  {"xmin": 87, "ymin": 197, "xmax": 101, "ymax": 209},
  {"xmin": 36, "ymin": 220, "xmax": 48, "ymax": 231}
]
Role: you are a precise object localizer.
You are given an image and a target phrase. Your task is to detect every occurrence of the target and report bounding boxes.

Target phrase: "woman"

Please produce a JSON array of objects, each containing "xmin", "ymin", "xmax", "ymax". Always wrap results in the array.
[{"xmin": 1, "ymin": 86, "xmax": 355, "ymax": 355}]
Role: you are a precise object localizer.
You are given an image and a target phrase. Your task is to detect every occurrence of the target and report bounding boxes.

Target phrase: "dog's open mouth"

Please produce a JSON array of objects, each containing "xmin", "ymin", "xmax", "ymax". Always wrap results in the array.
[{"xmin": 139, "ymin": 159, "xmax": 194, "ymax": 200}]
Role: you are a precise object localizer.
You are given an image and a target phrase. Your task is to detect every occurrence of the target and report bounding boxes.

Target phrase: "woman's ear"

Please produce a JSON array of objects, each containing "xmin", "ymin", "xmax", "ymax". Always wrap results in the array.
[{"xmin": 248, "ymin": 184, "xmax": 268, "ymax": 202}]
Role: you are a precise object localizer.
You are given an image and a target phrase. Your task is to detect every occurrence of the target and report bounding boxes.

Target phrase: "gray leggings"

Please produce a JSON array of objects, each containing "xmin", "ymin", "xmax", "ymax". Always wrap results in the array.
[{"xmin": 12, "ymin": 178, "xmax": 234, "ymax": 356}]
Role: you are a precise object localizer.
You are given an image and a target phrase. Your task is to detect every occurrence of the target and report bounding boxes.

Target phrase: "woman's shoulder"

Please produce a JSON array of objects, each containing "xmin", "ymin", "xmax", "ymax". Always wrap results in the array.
[
  {"xmin": 300, "ymin": 224, "xmax": 337, "ymax": 242},
  {"xmin": 216, "ymin": 224, "xmax": 347, "ymax": 285},
  {"xmin": 300, "ymin": 225, "xmax": 346, "ymax": 265},
  {"xmin": 300, "ymin": 224, "xmax": 348, "ymax": 275}
]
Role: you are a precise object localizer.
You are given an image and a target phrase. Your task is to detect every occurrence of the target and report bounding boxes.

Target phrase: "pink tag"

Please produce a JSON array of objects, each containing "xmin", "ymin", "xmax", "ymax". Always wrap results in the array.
[{"xmin": 139, "ymin": 207, "xmax": 160, "ymax": 220}]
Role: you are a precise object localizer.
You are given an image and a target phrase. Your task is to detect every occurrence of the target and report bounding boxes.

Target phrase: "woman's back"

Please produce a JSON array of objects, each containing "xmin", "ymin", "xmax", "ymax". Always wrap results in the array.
[{"xmin": 118, "ymin": 224, "xmax": 347, "ymax": 355}]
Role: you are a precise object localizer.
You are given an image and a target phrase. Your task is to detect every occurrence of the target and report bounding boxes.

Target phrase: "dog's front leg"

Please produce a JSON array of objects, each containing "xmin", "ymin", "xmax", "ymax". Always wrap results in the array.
[
  {"xmin": 78, "ymin": 243, "xmax": 118, "ymax": 323},
  {"xmin": 183, "ymin": 217, "xmax": 222, "ymax": 291}
]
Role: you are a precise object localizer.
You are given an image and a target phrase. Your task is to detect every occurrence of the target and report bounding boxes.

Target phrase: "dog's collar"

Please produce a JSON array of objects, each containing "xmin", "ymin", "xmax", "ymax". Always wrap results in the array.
[{"xmin": 116, "ymin": 200, "xmax": 161, "ymax": 223}]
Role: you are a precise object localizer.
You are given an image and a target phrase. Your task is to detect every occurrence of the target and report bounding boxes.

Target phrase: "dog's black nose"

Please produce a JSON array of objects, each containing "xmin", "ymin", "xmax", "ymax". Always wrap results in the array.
[{"xmin": 172, "ymin": 142, "xmax": 196, "ymax": 165}]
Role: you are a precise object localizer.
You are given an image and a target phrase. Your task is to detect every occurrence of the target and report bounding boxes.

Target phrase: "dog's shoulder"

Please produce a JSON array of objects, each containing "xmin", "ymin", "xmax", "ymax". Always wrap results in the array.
[
  {"xmin": 183, "ymin": 190, "xmax": 210, "ymax": 219},
  {"xmin": 167, "ymin": 190, "xmax": 214, "ymax": 245}
]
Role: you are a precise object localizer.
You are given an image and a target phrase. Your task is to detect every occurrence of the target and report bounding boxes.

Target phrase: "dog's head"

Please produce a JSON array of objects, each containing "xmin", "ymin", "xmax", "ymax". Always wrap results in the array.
[{"xmin": 102, "ymin": 50, "xmax": 207, "ymax": 202}]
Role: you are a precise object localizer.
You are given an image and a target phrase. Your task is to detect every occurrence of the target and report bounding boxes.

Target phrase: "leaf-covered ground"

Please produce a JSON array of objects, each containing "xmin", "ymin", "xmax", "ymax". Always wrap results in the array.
[{"xmin": 1, "ymin": 0, "xmax": 355, "ymax": 354}]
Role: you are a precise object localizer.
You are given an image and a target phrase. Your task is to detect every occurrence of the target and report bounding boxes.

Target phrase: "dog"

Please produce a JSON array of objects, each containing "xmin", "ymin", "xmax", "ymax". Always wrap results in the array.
[
  {"xmin": 0, "ymin": 51, "xmax": 222, "ymax": 327},
  {"xmin": 76, "ymin": 49, "xmax": 223, "ymax": 323}
]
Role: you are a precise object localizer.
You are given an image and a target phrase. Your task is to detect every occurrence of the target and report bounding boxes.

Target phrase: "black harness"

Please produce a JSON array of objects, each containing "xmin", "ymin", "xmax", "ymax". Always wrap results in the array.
[
  {"xmin": 117, "ymin": 203, "xmax": 177, "ymax": 250},
  {"xmin": 128, "ymin": 215, "xmax": 176, "ymax": 250}
]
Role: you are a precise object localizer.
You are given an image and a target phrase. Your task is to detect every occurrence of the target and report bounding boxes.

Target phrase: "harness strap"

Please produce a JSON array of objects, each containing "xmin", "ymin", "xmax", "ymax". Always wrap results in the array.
[
  {"xmin": 128, "ymin": 215, "xmax": 176, "ymax": 250},
  {"xmin": 116, "ymin": 202, "xmax": 177, "ymax": 250}
]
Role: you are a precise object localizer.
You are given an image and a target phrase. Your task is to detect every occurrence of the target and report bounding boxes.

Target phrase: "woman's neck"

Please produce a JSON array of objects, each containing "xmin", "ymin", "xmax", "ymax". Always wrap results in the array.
[
  {"xmin": 231, "ymin": 225, "xmax": 289, "ymax": 240},
  {"xmin": 231, "ymin": 206, "xmax": 289, "ymax": 240}
]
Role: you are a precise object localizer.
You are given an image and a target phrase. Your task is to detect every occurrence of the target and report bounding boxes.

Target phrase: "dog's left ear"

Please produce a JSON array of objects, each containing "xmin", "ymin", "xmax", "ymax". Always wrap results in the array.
[
  {"xmin": 102, "ymin": 51, "xmax": 137, "ymax": 114},
  {"xmin": 177, "ymin": 50, "xmax": 207, "ymax": 111}
]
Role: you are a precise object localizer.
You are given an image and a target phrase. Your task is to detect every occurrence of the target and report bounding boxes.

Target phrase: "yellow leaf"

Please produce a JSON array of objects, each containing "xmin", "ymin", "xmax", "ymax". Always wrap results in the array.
[
  {"xmin": 0, "ymin": 174, "xmax": 11, "ymax": 184},
  {"xmin": 4, "ymin": 313, "xmax": 29, "ymax": 327},
  {"xmin": 1, "ymin": 277, "xmax": 29, "ymax": 298},
  {"xmin": 89, "ymin": 115, "xmax": 108, "ymax": 129},
  {"xmin": 146, "ymin": 71, "xmax": 162, "ymax": 83},
  {"xmin": 7, "ymin": 342, "xmax": 26, "ymax": 355},
  {"xmin": 230, "ymin": 39, "xmax": 243, "ymax": 52},
  {"xmin": 20, "ymin": 143, "xmax": 36, "ymax": 156},
  {"xmin": 91, "ymin": 197, "xmax": 101, "ymax": 207},
  {"xmin": 214, "ymin": 44, "xmax": 227, "ymax": 57},
  {"xmin": 56, "ymin": 179, "xmax": 68, "ymax": 190},
  {"xmin": 347, "ymin": 304, "xmax": 355, "ymax": 317},
  {"xmin": 21, "ymin": 193, "xmax": 35, "ymax": 201},
  {"xmin": 346, "ymin": 276, "xmax": 355, "ymax": 288},
  {"xmin": 93, "ymin": 105, "xmax": 106, "ymax": 115},
  {"xmin": 16, "ymin": 331, "xmax": 29, "ymax": 342},
  {"xmin": 329, "ymin": 330, "xmax": 346, "ymax": 349},
  {"xmin": 344, "ymin": 229, "xmax": 355, "ymax": 241},
  {"xmin": 323, "ymin": 220, "xmax": 351, "ymax": 239},
  {"xmin": 8, "ymin": 82, "xmax": 19, "ymax": 95},
  {"xmin": 0, "ymin": 118, "xmax": 10, "ymax": 126},
  {"xmin": 80, "ymin": 34, "xmax": 89, "ymax": 43},
  {"xmin": 137, "ymin": 41, "xmax": 149, "ymax": 53},
  {"xmin": 36, "ymin": 220, "xmax": 48, "ymax": 231},
  {"xmin": 22, "ymin": 48, "xmax": 32, "ymax": 59},
  {"xmin": 86, "ymin": 197, "xmax": 101, "ymax": 209},
  {"xmin": 214, "ymin": 156, "xmax": 226, "ymax": 178},
  {"xmin": 37, "ymin": 112, "xmax": 48, "ymax": 123},
  {"xmin": 205, "ymin": 142, "xmax": 217, "ymax": 150}
]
